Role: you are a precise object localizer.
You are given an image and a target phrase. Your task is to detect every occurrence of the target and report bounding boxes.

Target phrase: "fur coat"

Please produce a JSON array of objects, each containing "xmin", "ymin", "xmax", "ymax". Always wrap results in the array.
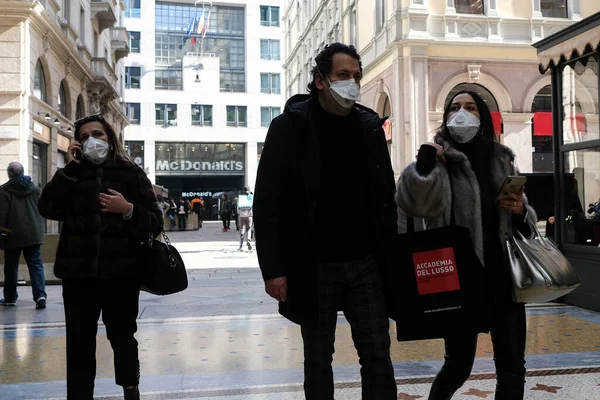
[
  {"xmin": 396, "ymin": 136, "xmax": 537, "ymax": 266},
  {"xmin": 38, "ymin": 159, "xmax": 163, "ymax": 280}
]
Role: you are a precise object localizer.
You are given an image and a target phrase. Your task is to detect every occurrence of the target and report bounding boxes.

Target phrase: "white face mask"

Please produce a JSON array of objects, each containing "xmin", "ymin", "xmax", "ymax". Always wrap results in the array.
[
  {"xmin": 83, "ymin": 137, "xmax": 110, "ymax": 165},
  {"xmin": 328, "ymin": 78, "xmax": 361, "ymax": 109},
  {"xmin": 446, "ymin": 108, "xmax": 481, "ymax": 143}
]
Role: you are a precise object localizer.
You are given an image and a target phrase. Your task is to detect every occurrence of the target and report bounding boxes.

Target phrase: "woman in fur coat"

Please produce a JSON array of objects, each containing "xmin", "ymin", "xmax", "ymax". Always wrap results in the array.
[
  {"xmin": 396, "ymin": 90, "xmax": 537, "ymax": 400},
  {"xmin": 38, "ymin": 114, "xmax": 163, "ymax": 400}
]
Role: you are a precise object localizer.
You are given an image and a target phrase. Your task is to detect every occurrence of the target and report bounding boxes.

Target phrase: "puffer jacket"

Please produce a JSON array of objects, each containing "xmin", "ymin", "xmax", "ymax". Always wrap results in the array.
[{"xmin": 38, "ymin": 159, "xmax": 163, "ymax": 279}]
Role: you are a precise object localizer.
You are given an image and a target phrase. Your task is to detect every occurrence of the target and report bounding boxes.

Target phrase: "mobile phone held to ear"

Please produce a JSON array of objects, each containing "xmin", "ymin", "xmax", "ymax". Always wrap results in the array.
[
  {"xmin": 74, "ymin": 148, "xmax": 84, "ymax": 161},
  {"xmin": 498, "ymin": 176, "xmax": 527, "ymax": 200}
]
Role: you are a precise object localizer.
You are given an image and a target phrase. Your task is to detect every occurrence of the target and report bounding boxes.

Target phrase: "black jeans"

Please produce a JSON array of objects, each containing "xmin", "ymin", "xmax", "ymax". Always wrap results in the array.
[
  {"xmin": 222, "ymin": 213, "xmax": 231, "ymax": 229},
  {"xmin": 63, "ymin": 278, "xmax": 141, "ymax": 400},
  {"xmin": 178, "ymin": 214, "xmax": 187, "ymax": 231},
  {"xmin": 301, "ymin": 256, "xmax": 397, "ymax": 399},
  {"xmin": 428, "ymin": 302, "xmax": 527, "ymax": 400}
]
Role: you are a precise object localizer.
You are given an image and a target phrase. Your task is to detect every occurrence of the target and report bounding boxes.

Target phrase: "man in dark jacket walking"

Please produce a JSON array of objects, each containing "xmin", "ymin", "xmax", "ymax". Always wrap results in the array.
[
  {"xmin": 254, "ymin": 43, "xmax": 398, "ymax": 399},
  {"xmin": 0, "ymin": 162, "xmax": 47, "ymax": 308}
]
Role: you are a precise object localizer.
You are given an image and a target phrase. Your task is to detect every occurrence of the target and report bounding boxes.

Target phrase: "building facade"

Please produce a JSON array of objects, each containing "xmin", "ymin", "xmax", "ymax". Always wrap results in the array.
[
  {"xmin": 122, "ymin": 0, "xmax": 285, "ymax": 217},
  {"xmin": 284, "ymin": 0, "xmax": 599, "ymax": 177},
  {"xmin": 0, "ymin": 0, "xmax": 130, "ymax": 196}
]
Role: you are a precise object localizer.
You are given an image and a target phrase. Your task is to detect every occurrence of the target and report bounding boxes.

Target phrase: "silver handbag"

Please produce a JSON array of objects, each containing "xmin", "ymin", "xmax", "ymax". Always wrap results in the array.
[{"xmin": 506, "ymin": 222, "xmax": 581, "ymax": 303}]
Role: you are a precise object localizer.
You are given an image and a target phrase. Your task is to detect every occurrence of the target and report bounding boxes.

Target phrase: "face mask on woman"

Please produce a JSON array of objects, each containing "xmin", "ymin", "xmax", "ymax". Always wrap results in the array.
[
  {"xmin": 83, "ymin": 137, "xmax": 110, "ymax": 165},
  {"xmin": 447, "ymin": 108, "xmax": 481, "ymax": 143}
]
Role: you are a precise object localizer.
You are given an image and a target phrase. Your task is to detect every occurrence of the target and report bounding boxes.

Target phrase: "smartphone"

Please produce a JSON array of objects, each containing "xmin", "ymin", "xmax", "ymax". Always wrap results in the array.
[
  {"xmin": 498, "ymin": 176, "xmax": 527, "ymax": 200},
  {"xmin": 74, "ymin": 146, "xmax": 83, "ymax": 161}
]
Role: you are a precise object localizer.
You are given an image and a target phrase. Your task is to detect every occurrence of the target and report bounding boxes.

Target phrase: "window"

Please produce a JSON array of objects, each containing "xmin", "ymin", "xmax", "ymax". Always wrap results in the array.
[
  {"xmin": 125, "ymin": 67, "xmax": 141, "ymax": 89},
  {"xmin": 260, "ymin": 6, "xmax": 280, "ymax": 27},
  {"xmin": 125, "ymin": 0, "xmax": 141, "ymax": 18},
  {"xmin": 58, "ymin": 81, "xmax": 68, "ymax": 117},
  {"xmin": 220, "ymin": 72, "xmax": 246, "ymax": 92},
  {"xmin": 129, "ymin": 31, "xmax": 140, "ymax": 53},
  {"xmin": 125, "ymin": 141, "xmax": 145, "ymax": 167},
  {"xmin": 126, "ymin": 103, "xmax": 141, "ymax": 124},
  {"xmin": 562, "ymin": 149, "xmax": 600, "ymax": 246},
  {"xmin": 79, "ymin": 7, "xmax": 85, "ymax": 43},
  {"xmin": 33, "ymin": 59, "xmax": 47, "ymax": 103},
  {"xmin": 62, "ymin": 0, "xmax": 70, "ymax": 23},
  {"xmin": 191, "ymin": 105, "xmax": 213, "ymax": 126},
  {"xmin": 541, "ymin": 0, "xmax": 568, "ymax": 18},
  {"xmin": 155, "ymin": 69, "xmax": 183, "ymax": 90},
  {"xmin": 154, "ymin": 34, "xmax": 186, "ymax": 66},
  {"xmin": 260, "ymin": 39, "xmax": 280, "ymax": 60},
  {"xmin": 532, "ymin": 85, "xmax": 554, "ymax": 173},
  {"xmin": 76, "ymin": 95, "xmax": 85, "ymax": 120},
  {"xmin": 562, "ymin": 57, "xmax": 599, "ymax": 144},
  {"xmin": 226, "ymin": 106, "xmax": 247, "ymax": 127},
  {"xmin": 260, "ymin": 107, "xmax": 280, "ymax": 127},
  {"xmin": 155, "ymin": 104, "xmax": 177, "ymax": 126},
  {"xmin": 455, "ymin": 0, "xmax": 484, "ymax": 15},
  {"xmin": 375, "ymin": 0, "xmax": 385, "ymax": 32},
  {"xmin": 155, "ymin": 4, "xmax": 244, "ymax": 35},
  {"xmin": 349, "ymin": 7, "xmax": 357, "ymax": 47},
  {"xmin": 260, "ymin": 73, "xmax": 281, "ymax": 94}
]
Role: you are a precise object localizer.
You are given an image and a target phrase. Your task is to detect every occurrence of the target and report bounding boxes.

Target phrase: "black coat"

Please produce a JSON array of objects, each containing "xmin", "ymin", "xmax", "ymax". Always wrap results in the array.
[
  {"xmin": 253, "ymin": 95, "xmax": 397, "ymax": 325},
  {"xmin": 38, "ymin": 159, "xmax": 163, "ymax": 280}
]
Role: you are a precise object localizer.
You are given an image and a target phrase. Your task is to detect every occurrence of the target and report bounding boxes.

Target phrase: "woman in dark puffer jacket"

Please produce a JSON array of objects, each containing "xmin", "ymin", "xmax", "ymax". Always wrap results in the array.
[{"xmin": 38, "ymin": 114, "xmax": 163, "ymax": 400}]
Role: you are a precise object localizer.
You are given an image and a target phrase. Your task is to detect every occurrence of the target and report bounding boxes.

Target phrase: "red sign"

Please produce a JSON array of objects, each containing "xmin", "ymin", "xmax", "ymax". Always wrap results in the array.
[
  {"xmin": 382, "ymin": 119, "xmax": 392, "ymax": 141},
  {"xmin": 413, "ymin": 247, "xmax": 461, "ymax": 295}
]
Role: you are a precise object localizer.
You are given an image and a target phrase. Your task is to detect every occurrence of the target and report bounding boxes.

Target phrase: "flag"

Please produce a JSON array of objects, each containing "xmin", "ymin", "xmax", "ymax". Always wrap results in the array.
[
  {"xmin": 196, "ymin": 10, "xmax": 205, "ymax": 35},
  {"xmin": 185, "ymin": 16, "xmax": 196, "ymax": 36}
]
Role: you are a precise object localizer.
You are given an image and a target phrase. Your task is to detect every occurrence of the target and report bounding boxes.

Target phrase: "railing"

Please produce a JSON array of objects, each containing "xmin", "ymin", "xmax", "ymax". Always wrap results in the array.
[
  {"xmin": 111, "ymin": 27, "xmax": 130, "ymax": 44},
  {"xmin": 91, "ymin": 58, "xmax": 117, "ymax": 87}
]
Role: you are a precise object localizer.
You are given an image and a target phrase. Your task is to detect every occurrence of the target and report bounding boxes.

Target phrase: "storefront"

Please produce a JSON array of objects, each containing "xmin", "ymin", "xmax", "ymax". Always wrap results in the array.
[
  {"xmin": 533, "ymin": 12, "xmax": 600, "ymax": 311},
  {"xmin": 154, "ymin": 142, "xmax": 246, "ymax": 220}
]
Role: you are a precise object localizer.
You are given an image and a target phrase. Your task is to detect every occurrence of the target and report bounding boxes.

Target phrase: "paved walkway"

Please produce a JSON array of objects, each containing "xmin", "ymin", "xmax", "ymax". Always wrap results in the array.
[{"xmin": 1, "ymin": 222, "xmax": 600, "ymax": 399}]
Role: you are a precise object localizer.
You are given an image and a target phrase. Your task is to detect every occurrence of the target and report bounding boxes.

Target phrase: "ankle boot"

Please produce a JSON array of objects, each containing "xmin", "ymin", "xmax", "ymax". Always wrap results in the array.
[{"xmin": 124, "ymin": 386, "xmax": 140, "ymax": 400}]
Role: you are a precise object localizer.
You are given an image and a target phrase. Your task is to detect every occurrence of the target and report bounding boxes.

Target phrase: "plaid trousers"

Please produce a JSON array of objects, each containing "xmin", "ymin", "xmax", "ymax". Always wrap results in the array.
[{"xmin": 300, "ymin": 255, "xmax": 397, "ymax": 400}]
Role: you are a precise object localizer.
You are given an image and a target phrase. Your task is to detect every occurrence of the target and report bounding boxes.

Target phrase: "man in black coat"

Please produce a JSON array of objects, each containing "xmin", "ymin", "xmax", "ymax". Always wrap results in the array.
[{"xmin": 254, "ymin": 43, "xmax": 398, "ymax": 399}]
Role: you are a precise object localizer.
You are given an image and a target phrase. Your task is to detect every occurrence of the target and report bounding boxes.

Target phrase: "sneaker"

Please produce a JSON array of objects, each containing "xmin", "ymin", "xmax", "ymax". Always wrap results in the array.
[
  {"xmin": 247, "ymin": 242, "xmax": 252, "ymax": 251},
  {"xmin": 124, "ymin": 386, "xmax": 140, "ymax": 400},
  {"xmin": 0, "ymin": 298, "xmax": 16, "ymax": 307},
  {"xmin": 36, "ymin": 298, "xmax": 46, "ymax": 309}
]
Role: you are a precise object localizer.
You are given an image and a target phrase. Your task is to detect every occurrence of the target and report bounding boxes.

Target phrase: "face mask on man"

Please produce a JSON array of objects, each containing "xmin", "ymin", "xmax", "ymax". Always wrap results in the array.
[
  {"xmin": 82, "ymin": 137, "xmax": 110, "ymax": 165},
  {"xmin": 328, "ymin": 77, "xmax": 361, "ymax": 109},
  {"xmin": 446, "ymin": 108, "xmax": 481, "ymax": 143}
]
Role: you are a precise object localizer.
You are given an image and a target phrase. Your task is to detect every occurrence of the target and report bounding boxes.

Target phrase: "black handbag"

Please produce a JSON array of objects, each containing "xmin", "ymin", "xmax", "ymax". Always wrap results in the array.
[
  {"xmin": 386, "ymin": 203, "xmax": 490, "ymax": 341},
  {"xmin": 139, "ymin": 232, "xmax": 188, "ymax": 295}
]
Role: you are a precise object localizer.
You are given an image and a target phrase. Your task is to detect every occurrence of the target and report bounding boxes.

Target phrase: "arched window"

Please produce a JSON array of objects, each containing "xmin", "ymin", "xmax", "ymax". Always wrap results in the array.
[
  {"xmin": 444, "ymin": 83, "xmax": 499, "ymax": 112},
  {"xmin": 382, "ymin": 95, "xmax": 391, "ymax": 118},
  {"xmin": 76, "ymin": 95, "xmax": 85, "ymax": 120},
  {"xmin": 33, "ymin": 59, "xmax": 47, "ymax": 103},
  {"xmin": 58, "ymin": 81, "xmax": 69, "ymax": 117},
  {"xmin": 532, "ymin": 85, "xmax": 552, "ymax": 112}
]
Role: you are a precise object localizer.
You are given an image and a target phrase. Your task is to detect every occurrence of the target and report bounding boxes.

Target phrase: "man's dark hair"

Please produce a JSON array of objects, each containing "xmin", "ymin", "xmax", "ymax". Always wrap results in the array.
[
  {"xmin": 7, "ymin": 162, "xmax": 24, "ymax": 179},
  {"xmin": 307, "ymin": 43, "xmax": 362, "ymax": 98}
]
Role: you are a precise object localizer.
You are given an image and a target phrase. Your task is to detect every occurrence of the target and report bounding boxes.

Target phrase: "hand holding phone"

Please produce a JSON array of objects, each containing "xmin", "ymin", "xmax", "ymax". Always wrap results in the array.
[{"xmin": 67, "ymin": 141, "xmax": 83, "ymax": 164}]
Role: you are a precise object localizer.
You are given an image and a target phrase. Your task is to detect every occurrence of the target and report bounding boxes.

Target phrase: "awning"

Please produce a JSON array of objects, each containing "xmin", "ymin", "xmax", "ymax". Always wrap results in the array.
[
  {"xmin": 533, "ymin": 112, "xmax": 552, "ymax": 136},
  {"xmin": 491, "ymin": 112, "xmax": 502, "ymax": 135},
  {"xmin": 534, "ymin": 12, "xmax": 600, "ymax": 73}
]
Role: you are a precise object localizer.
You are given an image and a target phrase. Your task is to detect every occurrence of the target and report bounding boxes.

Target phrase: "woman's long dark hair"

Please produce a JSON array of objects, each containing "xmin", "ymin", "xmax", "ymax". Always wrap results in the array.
[{"xmin": 437, "ymin": 90, "xmax": 498, "ymax": 156}]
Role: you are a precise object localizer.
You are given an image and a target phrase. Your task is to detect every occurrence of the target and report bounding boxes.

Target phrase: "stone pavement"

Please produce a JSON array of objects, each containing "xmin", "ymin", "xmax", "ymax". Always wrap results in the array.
[{"xmin": 1, "ymin": 222, "xmax": 600, "ymax": 399}]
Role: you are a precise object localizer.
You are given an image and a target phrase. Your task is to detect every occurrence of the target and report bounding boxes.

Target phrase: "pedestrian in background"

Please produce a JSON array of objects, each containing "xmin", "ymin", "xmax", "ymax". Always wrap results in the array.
[
  {"xmin": 254, "ymin": 43, "xmax": 398, "ymax": 399},
  {"xmin": 397, "ymin": 90, "xmax": 537, "ymax": 400},
  {"xmin": 220, "ymin": 194, "xmax": 233, "ymax": 232},
  {"xmin": 191, "ymin": 196, "xmax": 204, "ymax": 229},
  {"xmin": 237, "ymin": 186, "xmax": 253, "ymax": 251},
  {"xmin": 232, "ymin": 196, "xmax": 240, "ymax": 231},
  {"xmin": 167, "ymin": 198, "xmax": 177, "ymax": 231},
  {"xmin": 38, "ymin": 113, "xmax": 163, "ymax": 400},
  {"xmin": 0, "ymin": 162, "xmax": 47, "ymax": 309},
  {"xmin": 177, "ymin": 197, "xmax": 189, "ymax": 231}
]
